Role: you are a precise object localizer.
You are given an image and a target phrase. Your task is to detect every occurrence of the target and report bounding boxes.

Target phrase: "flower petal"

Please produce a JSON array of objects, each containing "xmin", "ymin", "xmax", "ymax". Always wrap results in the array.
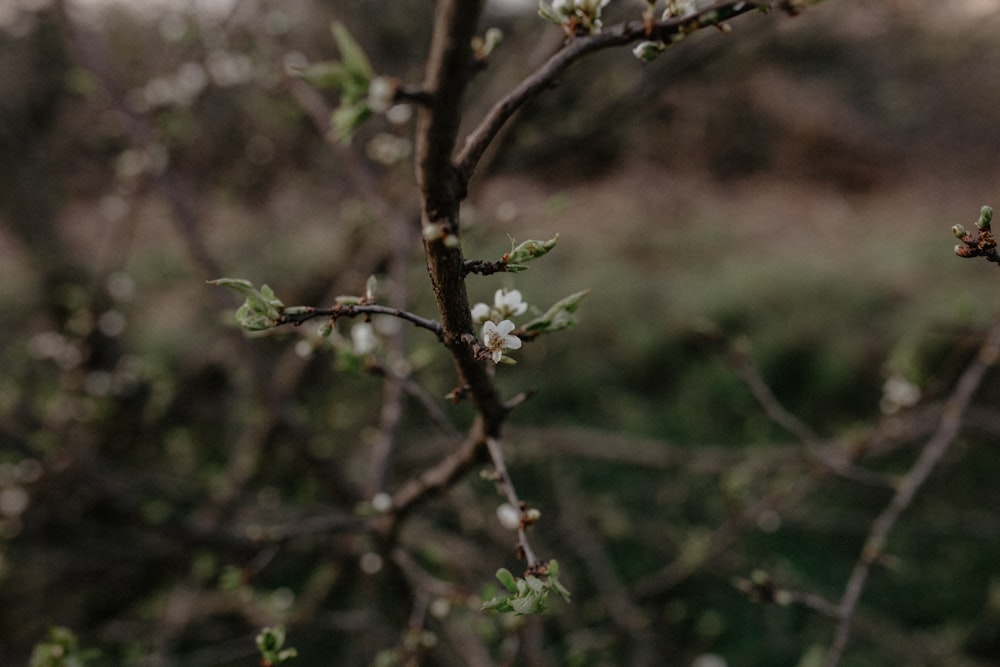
[{"xmin": 496, "ymin": 319, "xmax": 516, "ymax": 336}]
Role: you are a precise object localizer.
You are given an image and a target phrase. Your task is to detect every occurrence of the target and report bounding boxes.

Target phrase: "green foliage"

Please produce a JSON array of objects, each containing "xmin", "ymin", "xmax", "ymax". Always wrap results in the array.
[
  {"xmin": 30, "ymin": 627, "xmax": 98, "ymax": 667},
  {"xmin": 208, "ymin": 278, "xmax": 284, "ymax": 330},
  {"xmin": 255, "ymin": 625, "xmax": 298, "ymax": 666},
  {"xmin": 522, "ymin": 289, "xmax": 590, "ymax": 334},
  {"xmin": 481, "ymin": 561, "xmax": 571, "ymax": 615},
  {"xmin": 4, "ymin": 2, "xmax": 1000, "ymax": 666},
  {"xmin": 505, "ymin": 234, "xmax": 559, "ymax": 272},
  {"xmin": 296, "ymin": 21, "xmax": 380, "ymax": 142}
]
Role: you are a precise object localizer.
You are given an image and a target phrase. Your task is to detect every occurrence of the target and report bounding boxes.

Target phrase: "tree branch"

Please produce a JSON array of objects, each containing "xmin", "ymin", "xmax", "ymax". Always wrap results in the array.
[
  {"xmin": 455, "ymin": 1, "xmax": 770, "ymax": 185},
  {"xmin": 823, "ymin": 317, "xmax": 1000, "ymax": 667},
  {"xmin": 485, "ymin": 436, "xmax": 543, "ymax": 573},
  {"xmin": 416, "ymin": 0, "xmax": 508, "ymax": 432},
  {"xmin": 278, "ymin": 303, "xmax": 443, "ymax": 338}
]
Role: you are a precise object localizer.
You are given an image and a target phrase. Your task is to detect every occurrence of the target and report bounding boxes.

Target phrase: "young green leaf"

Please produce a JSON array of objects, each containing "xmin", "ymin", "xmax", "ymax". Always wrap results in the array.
[
  {"xmin": 522, "ymin": 289, "xmax": 590, "ymax": 334},
  {"xmin": 208, "ymin": 278, "xmax": 284, "ymax": 331},
  {"xmin": 495, "ymin": 568, "xmax": 518, "ymax": 593},
  {"xmin": 331, "ymin": 21, "xmax": 374, "ymax": 85},
  {"xmin": 506, "ymin": 234, "xmax": 559, "ymax": 271}
]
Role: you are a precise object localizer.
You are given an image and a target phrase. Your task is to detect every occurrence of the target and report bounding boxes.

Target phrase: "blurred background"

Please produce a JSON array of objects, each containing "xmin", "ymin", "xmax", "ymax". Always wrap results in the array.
[{"xmin": 2, "ymin": 0, "xmax": 1000, "ymax": 665}]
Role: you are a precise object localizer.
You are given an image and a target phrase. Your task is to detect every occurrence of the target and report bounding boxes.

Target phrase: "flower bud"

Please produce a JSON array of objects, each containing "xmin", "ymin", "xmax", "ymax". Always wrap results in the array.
[
  {"xmin": 367, "ymin": 76, "xmax": 397, "ymax": 114},
  {"xmin": 422, "ymin": 223, "xmax": 444, "ymax": 242},
  {"xmin": 633, "ymin": 40, "xmax": 666, "ymax": 62},
  {"xmin": 481, "ymin": 27, "xmax": 503, "ymax": 57},
  {"xmin": 496, "ymin": 503, "xmax": 521, "ymax": 531},
  {"xmin": 955, "ymin": 244, "xmax": 979, "ymax": 258}
]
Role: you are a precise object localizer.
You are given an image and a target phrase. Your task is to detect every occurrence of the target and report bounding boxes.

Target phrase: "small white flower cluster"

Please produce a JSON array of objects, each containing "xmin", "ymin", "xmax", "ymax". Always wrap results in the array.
[
  {"xmin": 542, "ymin": 0, "xmax": 612, "ymax": 34},
  {"xmin": 472, "ymin": 289, "xmax": 526, "ymax": 364},
  {"xmin": 472, "ymin": 288, "xmax": 527, "ymax": 323},
  {"xmin": 664, "ymin": 0, "xmax": 700, "ymax": 19}
]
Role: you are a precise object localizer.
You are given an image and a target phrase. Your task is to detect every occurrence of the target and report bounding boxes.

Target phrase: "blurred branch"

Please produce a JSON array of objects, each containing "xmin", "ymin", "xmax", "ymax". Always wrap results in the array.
[
  {"xmin": 456, "ymin": 1, "xmax": 771, "ymax": 185},
  {"xmin": 366, "ymin": 215, "xmax": 420, "ymax": 499},
  {"xmin": 368, "ymin": 360, "xmax": 464, "ymax": 445},
  {"xmin": 633, "ymin": 468, "xmax": 819, "ymax": 600},
  {"xmin": 725, "ymin": 341, "xmax": 893, "ymax": 488},
  {"xmin": 390, "ymin": 421, "xmax": 488, "ymax": 521},
  {"xmin": 824, "ymin": 317, "xmax": 1000, "ymax": 667},
  {"xmin": 485, "ymin": 436, "xmax": 543, "ymax": 573},
  {"xmin": 278, "ymin": 303, "xmax": 443, "ymax": 337},
  {"xmin": 733, "ymin": 569, "xmax": 840, "ymax": 618},
  {"xmin": 552, "ymin": 466, "xmax": 657, "ymax": 666}
]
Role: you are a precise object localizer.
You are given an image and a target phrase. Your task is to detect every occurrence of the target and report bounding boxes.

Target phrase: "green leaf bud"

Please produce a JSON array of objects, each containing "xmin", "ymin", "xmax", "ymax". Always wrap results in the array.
[
  {"xmin": 952, "ymin": 223, "xmax": 968, "ymax": 239},
  {"xmin": 257, "ymin": 627, "xmax": 281, "ymax": 652},
  {"xmin": 209, "ymin": 278, "xmax": 284, "ymax": 331},
  {"xmin": 474, "ymin": 27, "xmax": 504, "ymax": 59},
  {"xmin": 365, "ymin": 274, "xmax": 378, "ymax": 302},
  {"xmin": 978, "ymin": 205, "xmax": 993, "ymax": 231},
  {"xmin": 507, "ymin": 234, "xmax": 559, "ymax": 266},
  {"xmin": 483, "ymin": 27, "xmax": 504, "ymax": 54}
]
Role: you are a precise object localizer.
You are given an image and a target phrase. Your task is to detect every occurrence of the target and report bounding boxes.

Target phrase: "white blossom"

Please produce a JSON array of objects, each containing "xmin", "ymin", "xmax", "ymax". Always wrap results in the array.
[
  {"xmin": 472, "ymin": 288, "xmax": 528, "ymax": 324},
  {"xmin": 496, "ymin": 503, "xmax": 521, "ymax": 531},
  {"xmin": 471, "ymin": 301, "xmax": 492, "ymax": 323},
  {"xmin": 494, "ymin": 288, "xmax": 527, "ymax": 318},
  {"xmin": 367, "ymin": 76, "xmax": 396, "ymax": 113},
  {"xmin": 351, "ymin": 322, "xmax": 378, "ymax": 355},
  {"xmin": 482, "ymin": 319, "xmax": 522, "ymax": 364}
]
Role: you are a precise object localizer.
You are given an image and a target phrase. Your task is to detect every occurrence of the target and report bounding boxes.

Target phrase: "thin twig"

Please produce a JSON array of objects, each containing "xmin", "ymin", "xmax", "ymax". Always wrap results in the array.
[
  {"xmin": 485, "ymin": 436, "xmax": 542, "ymax": 573},
  {"xmin": 366, "ymin": 214, "xmax": 418, "ymax": 498},
  {"xmin": 390, "ymin": 420, "xmax": 488, "ymax": 520},
  {"xmin": 727, "ymin": 344, "xmax": 892, "ymax": 487},
  {"xmin": 279, "ymin": 303, "xmax": 443, "ymax": 337},
  {"xmin": 368, "ymin": 361, "xmax": 464, "ymax": 444},
  {"xmin": 824, "ymin": 317, "xmax": 1000, "ymax": 667}
]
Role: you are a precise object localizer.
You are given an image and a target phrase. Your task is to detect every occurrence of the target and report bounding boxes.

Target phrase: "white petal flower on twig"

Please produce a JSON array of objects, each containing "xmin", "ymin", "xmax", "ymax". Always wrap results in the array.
[
  {"xmin": 471, "ymin": 301, "xmax": 492, "ymax": 323},
  {"xmin": 482, "ymin": 319, "xmax": 522, "ymax": 364},
  {"xmin": 472, "ymin": 288, "xmax": 528, "ymax": 324},
  {"xmin": 494, "ymin": 288, "xmax": 527, "ymax": 318}
]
